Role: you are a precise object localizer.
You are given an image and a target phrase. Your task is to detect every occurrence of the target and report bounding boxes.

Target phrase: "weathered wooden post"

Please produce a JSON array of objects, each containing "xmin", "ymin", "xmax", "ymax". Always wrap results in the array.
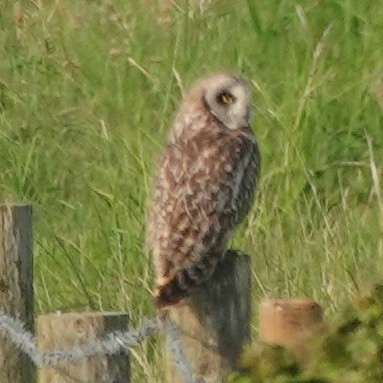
[
  {"xmin": 165, "ymin": 250, "xmax": 251, "ymax": 383},
  {"xmin": 0, "ymin": 204, "xmax": 35, "ymax": 382},
  {"xmin": 38, "ymin": 311, "xmax": 130, "ymax": 383},
  {"xmin": 259, "ymin": 299, "xmax": 324, "ymax": 357}
]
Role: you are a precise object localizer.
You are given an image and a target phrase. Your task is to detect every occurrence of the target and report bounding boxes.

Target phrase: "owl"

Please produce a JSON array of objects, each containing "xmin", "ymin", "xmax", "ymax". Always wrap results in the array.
[{"xmin": 146, "ymin": 72, "xmax": 260, "ymax": 308}]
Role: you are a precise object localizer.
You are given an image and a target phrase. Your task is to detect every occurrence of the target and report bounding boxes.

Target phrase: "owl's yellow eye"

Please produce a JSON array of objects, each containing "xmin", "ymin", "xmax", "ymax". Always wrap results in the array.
[{"xmin": 218, "ymin": 92, "xmax": 234, "ymax": 104}]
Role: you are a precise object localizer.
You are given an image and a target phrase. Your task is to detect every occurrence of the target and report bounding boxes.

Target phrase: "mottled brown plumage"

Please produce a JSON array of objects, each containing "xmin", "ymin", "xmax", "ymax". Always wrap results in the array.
[{"xmin": 146, "ymin": 72, "xmax": 260, "ymax": 308}]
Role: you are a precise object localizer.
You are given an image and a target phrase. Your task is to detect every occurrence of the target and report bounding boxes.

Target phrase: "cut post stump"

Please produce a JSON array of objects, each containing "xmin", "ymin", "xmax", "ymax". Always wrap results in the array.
[
  {"xmin": 0, "ymin": 204, "xmax": 34, "ymax": 383},
  {"xmin": 165, "ymin": 250, "xmax": 251, "ymax": 383},
  {"xmin": 259, "ymin": 298, "xmax": 324, "ymax": 357},
  {"xmin": 38, "ymin": 311, "xmax": 130, "ymax": 383}
]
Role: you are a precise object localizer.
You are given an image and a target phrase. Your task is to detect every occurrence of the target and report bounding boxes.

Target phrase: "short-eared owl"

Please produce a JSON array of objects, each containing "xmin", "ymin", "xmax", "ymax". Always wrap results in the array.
[{"xmin": 146, "ymin": 73, "xmax": 260, "ymax": 308}]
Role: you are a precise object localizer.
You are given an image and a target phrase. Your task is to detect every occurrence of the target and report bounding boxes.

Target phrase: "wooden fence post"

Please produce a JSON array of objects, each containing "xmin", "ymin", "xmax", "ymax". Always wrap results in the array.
[
  {"xmin": 0, "ymin": 203, "xmax": 35, "ymax": 383},
  {"xmin": 0, "ymin": 204, "xmax": 35, "ymax": 383},
  {"xmin": 259, "ymin": 299, "xmax": 324, "ymax": 357},
  {"xmin": 165, "ymin": 250, "xmax": 251, "ymax": 383},
  {"xmin": 38, "ymin": 311, "xmax": 130, "ymax": 383}
]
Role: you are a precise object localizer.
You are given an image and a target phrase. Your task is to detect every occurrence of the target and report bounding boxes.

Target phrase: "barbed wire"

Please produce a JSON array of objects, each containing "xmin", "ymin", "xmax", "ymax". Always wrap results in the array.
[{"xmin": 0, "ymin": 310, "xmax": 201, "ymax": 383}]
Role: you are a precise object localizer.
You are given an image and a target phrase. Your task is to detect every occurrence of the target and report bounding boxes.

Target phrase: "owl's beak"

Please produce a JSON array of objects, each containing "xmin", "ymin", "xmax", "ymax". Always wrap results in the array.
[
  {"xmin": 234, "ymin": 108, "xmax": 251, "ymax": 130},
  {"xmin": 237, "ymin": 117, "xmax": 250, "ymax": 130},
  {"xmin": 226, "ymin": 112, "xmax": 250, "ymax": 130},
  {"xmin": 227, "ymin": 119, "xmax": 249, "ymax": 130}
]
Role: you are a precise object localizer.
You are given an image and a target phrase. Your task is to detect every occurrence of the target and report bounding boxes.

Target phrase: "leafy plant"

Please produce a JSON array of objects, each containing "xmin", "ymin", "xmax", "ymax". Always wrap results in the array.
[{"xmin": 228, "ymin": 285, "xmax": 383, "ymax": 383}]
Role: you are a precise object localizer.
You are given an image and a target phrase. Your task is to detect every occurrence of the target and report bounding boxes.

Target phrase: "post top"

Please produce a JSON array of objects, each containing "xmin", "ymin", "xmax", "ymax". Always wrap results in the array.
[{"xmin": 38, "ymin": 311, "xmax": 128, "ymax": 319}]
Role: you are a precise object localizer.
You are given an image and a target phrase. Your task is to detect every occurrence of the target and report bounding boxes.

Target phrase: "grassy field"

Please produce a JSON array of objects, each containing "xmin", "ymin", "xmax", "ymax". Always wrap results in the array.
[{"xmin": 1, "ymin": 0, "xmax": 383, "ymax": 380}]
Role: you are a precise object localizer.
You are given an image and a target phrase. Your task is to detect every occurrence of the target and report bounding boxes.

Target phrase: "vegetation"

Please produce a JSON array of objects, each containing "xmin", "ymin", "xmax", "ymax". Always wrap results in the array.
[
  {"xmin": 0, "ymin": 0, "xmax": 382, "ymax": 380},
  {"xmin": 228, "ymin": 285, "xmax": 383, "ymax": 383}
]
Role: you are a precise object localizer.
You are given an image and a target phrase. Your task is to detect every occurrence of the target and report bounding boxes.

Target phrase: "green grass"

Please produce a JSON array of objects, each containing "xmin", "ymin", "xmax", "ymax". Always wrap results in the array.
[{"xmin": 0, "ymin": 0, "xmax": 383, "ymax": 380}]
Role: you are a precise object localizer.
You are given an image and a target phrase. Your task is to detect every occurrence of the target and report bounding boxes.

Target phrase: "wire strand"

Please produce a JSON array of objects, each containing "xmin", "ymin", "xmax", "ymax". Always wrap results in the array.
[{"xmin": 0, "ymin": 310, "xmax": 202, "ymax": 383}]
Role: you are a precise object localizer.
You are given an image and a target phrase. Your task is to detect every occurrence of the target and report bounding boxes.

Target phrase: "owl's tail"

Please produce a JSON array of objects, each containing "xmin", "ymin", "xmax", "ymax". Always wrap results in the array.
[{"xmin": 154, "ymin": 255, "xmax": 219, "ymax": 308}]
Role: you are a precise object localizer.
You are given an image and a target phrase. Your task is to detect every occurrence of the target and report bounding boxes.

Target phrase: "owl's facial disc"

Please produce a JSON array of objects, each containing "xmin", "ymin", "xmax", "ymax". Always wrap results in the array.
[{"xmin": 204, "ymin": 76, "xmax": 251, "ymax": 130}]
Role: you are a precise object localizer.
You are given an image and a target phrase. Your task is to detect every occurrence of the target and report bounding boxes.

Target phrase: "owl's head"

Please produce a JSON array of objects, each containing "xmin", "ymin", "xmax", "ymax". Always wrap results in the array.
[{"xmin": 201, "ymin": 73, "xmax": 252, "ymax": 130}]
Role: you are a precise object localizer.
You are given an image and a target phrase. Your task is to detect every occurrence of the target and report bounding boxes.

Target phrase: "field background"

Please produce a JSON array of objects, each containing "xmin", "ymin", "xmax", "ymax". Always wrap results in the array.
[{"xmin": 1, "ymin": 0, "xmax": 383, "ymax": 380}]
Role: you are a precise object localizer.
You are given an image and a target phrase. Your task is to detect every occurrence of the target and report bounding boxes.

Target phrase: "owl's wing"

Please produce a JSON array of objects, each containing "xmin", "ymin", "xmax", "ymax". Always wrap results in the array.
[{"xmin": 147, "ymin": 131, "xmax": 260, "ymax": 307}]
